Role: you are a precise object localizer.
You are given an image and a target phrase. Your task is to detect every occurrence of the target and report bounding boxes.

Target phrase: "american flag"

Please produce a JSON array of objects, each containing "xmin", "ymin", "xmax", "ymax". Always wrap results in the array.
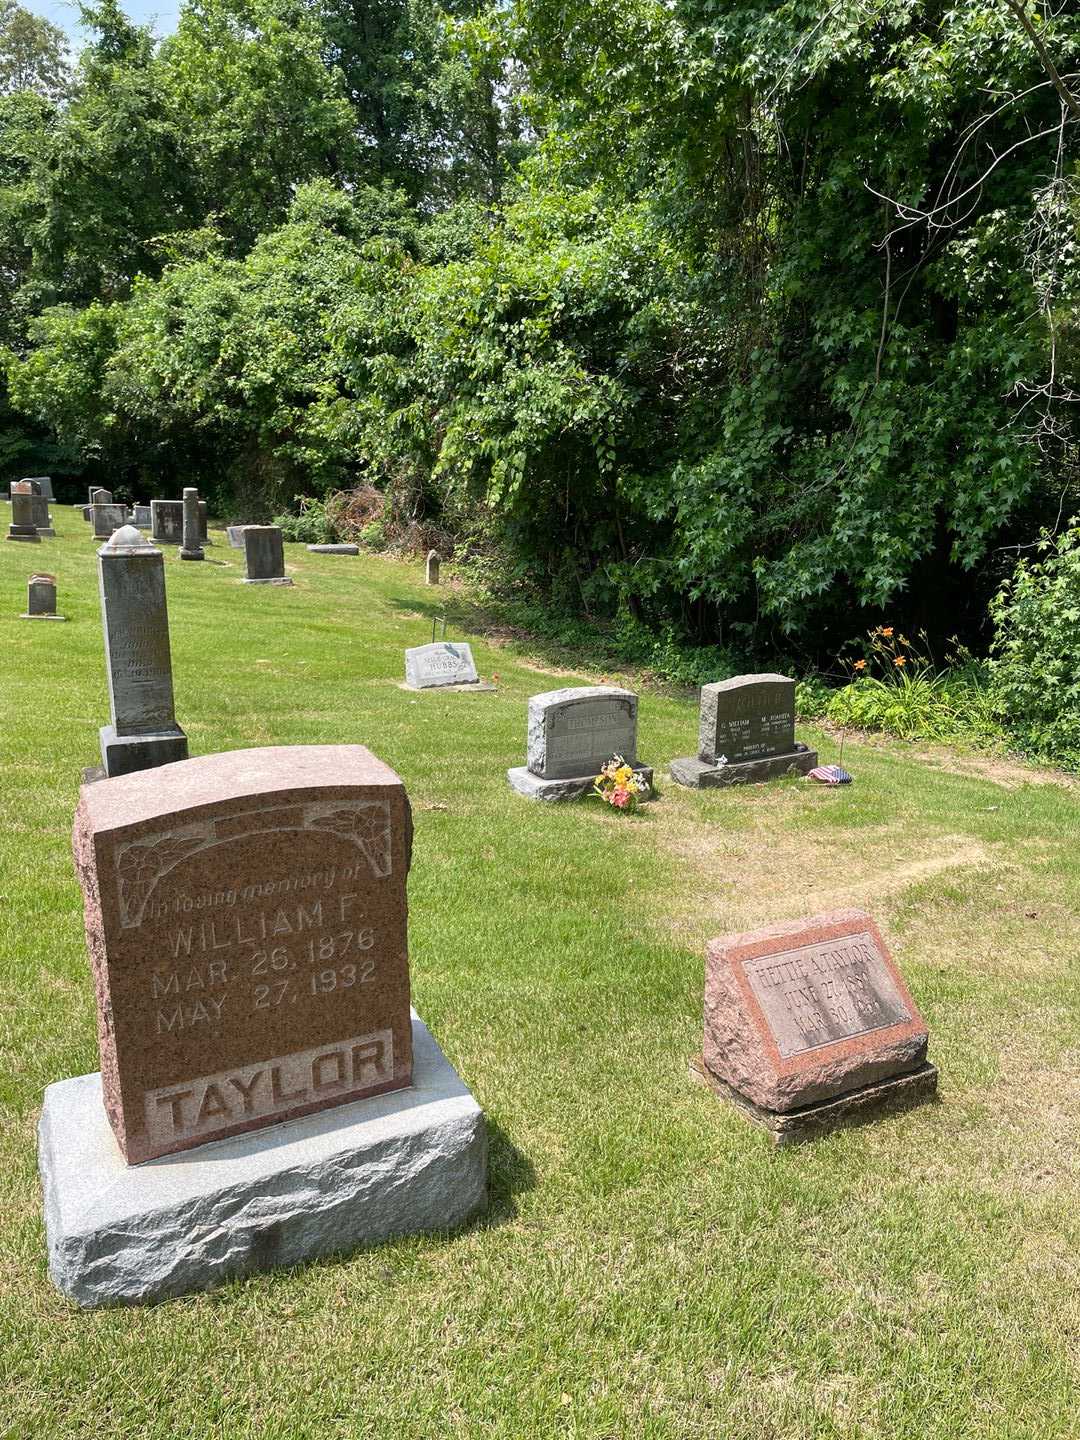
[{"xmin": 806, "ymin": 764, "xmax": 853, "ymax": 785}]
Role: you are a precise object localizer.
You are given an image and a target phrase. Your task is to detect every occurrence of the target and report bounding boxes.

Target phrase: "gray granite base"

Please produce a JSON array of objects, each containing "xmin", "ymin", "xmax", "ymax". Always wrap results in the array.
[
  {"xmin": 100, "ymin": 724, "xmax": 189, "ymax": 778},
  {"xmin": 507, "ymin": 764, "xmax": 654, "ymax": 803},
  {"xmin": 690, "ymin": 1055, "xmax": 938, "ymax": 1146},
  {"xmin": 6, "ymin": 532, "xmax": 41, "ymax": 542},
  {"xmin": 669, "ymin": 746, "xmax": 818, "ymax": 788},
  {"xmin": 242, "ymin": 576, "xmax": 294, "ymax": 586},
  {"xmin": 39, "ymin": 1012, "xmax": 488, "ymax": 1309}
]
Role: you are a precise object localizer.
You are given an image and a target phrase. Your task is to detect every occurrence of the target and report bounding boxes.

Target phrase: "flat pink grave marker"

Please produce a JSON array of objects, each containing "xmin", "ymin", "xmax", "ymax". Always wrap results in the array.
[{"xmin": 695, "ymin": 908, "xmax": 937, "ymax": 1142}]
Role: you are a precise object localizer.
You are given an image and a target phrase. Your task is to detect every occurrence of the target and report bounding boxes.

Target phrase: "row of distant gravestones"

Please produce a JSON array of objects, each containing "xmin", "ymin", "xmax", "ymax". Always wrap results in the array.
[{"xmin": 19, "ymin": 478, "xmax": 938, "ymax": 1310}]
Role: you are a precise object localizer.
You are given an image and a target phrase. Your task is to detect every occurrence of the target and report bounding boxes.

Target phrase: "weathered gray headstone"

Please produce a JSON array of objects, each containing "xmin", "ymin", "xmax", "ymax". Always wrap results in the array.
[
  {"xmin": 151, "ymin": 500, "xmax": 183, "ymax": 545},
  {"xmin": 132, "ymin": 504, "xmax": 152, "ymax": 528},
  {"xmin": 96, "ymin": 525, "xmax": 188, "ymax": 777},
  {"xmin": 92, "ymin": 503, "xmax": 127, "ymax": 540},
  {"xmin": 91, "ymin": 488, "xmax": 112, "ymax": 505},
  {"xmin": 11, "ymin": 479, "xmax": 54, "ymax": 536},
  {"xmin": 24, "ymin": 475, "xmax": 55, "ymax": 501},
  {"xmin": 425, "ymin": 550, "xmax": 440, "ymax": 585},
  {"xmin": 507, "ymin": 686, "xmax": 653, "ymax": 802},
  {"xmin": 227, "ymin": 524, "xmax": 252, "ymax": 549},
  {"xmin": 404, "ymin": 642, "xmax": 480, "ymax": 689},
  {"xmin": 21, "ymin": 572, "xmax": 65, "ymax": 620},
  {"xmin": 7, "ymin": 488, "xmax": 41, "ymax": 542},
  {"xmin": 242, "ymin": 525, "xmax": 292, "ymax": 584},
  {"xmin": 670, "ymin": 674, "xmax": 817, "ymax": 787},
  {"xmin": 198, "ymin": 498, "xmax": 211, "ymax": 544},
  {"xmin": 179, "ymin": 487, "xmax": 204, "ymax": 561}
]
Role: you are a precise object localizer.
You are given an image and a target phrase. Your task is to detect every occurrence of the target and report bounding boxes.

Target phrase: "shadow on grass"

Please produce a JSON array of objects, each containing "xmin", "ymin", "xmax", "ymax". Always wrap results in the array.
[{"xmin": 476, "ymin": 1116, "xmax": 537, "ymax": 1230}]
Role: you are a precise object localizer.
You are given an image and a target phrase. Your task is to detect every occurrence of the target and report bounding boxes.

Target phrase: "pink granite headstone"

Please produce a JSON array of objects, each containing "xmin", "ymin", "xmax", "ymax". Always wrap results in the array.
[
  {"xmin": 702, "ymin": 908, "xmax": 930, "ymax": 1114},
  {"xmin": 73, "ymin": 745, "xmax": 413, "ymax": 1163}
]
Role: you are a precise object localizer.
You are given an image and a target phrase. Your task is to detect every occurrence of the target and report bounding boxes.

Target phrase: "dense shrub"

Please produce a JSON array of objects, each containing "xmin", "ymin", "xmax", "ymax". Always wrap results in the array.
[
  {"xmin": 272, "ymin": 495, "xmax": 337, "ymax": 545},
  {"xmin": 989, "ymin": 527, "xmax": 1080, "ymax": 767}
]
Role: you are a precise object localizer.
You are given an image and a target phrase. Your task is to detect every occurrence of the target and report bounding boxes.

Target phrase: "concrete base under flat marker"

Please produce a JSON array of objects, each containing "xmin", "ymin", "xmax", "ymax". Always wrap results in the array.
[
  {"xmin": 398, "ymin": 681, "xmax": 497, "ymax": 693},
  {"xmin": 39, "ymin": 1011, "xmax": 488, "ymax": 1308},
  {"xmin": 689, "ymin": 1054, "xmax": 938, "ymax": 1146},
  {"xmin": 507, "ymin": 764, "xmax": 654, "ymax": 803}
]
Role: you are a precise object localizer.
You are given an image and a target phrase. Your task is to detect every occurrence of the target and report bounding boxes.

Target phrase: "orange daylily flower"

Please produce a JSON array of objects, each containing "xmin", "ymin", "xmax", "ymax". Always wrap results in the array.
[
  {"xmin": 853, "ymin": 659, "xmax": 867, "ymax": 671},
  {"xmin": 881, "ymin": 626, "xmax": 894, "ymax": 638},
  {"xmin": 893, "ymin": 656, "xmax": 906, "ymax": 667}
]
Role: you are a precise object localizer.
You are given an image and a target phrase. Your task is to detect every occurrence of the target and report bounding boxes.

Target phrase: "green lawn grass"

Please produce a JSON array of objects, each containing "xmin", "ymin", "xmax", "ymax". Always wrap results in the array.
[{"xmin": 2, "ymin": 506, "xmax": 1080, "ymax": 1439}]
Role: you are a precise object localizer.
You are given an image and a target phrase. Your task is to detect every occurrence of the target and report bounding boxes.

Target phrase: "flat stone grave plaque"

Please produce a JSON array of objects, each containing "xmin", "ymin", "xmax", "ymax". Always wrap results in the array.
[
  {"xmin": 405, "ymin": 641, "xmax": 480, "ymax": 689},
  {"xmin": 72, "ymin": 744, "xmax": 415, "ymax": 1164},
  {"xmin": 701, "ymin": 908, "xmax": 934, "ymax": 1130}
]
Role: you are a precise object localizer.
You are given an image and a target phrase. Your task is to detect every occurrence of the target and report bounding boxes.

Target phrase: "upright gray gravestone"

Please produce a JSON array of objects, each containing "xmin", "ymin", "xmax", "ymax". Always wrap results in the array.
[
  {"xmin": 150, "ymin": 500, "xmax": 183, "ymax": 545},
  {"xmin": 227, "ymin": 524, "xmax": 252, "ymax": 549},
  {"xmin": 7, "ymin": 488, "xmax": 41, "ymax": 542},
  {"xmin": 21, "ymin": 572, "xmax": 65, "ymax": 620},
  {"xmin": 24, "ymin": 475, "xmax": 55, "ymax": 501},
  {"xmin": 507, "ymin": 686, "xmax": 653, "ymax": 802},
  {"xmin": 132, "ymin": 504, "xmax": 152, "ymax": 529},
  {"xmin": 242, "ymin": 525, "xmax": 292, "ymax": 585},
  {"xmin": 89, "ymin": 486, "xmax": 111, "ymax": 506},
  {"xmin": 425, "ymin": 550, "xmax": 440, "ymax": 585},
  {"xmin": 95, "ymin": 526, "xmax": 188, "ymax": 777},
  {"xmin": 179, "ymin": 487, "xmax": 204, "ymax": 561},
  {"xmin": 91, "ymin": 503, "xmax": 127, "ymax": 540},
  {"xmin": 669, "ymin": 674, "xmax": 817, "ymax": 787},
  {"xmin": 11, "ymin": 479, "xmax": 54, "ymax": 537},
  {"xmin": 198, "ymin": 498, "xmax": 211, "ymax": 544}
]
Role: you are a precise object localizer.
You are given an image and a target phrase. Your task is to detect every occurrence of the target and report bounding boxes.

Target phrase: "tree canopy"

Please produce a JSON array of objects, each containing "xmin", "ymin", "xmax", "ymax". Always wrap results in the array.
[{"xmin": 2, "ymin": 0, "xmax": 1079, "ymax": 655}]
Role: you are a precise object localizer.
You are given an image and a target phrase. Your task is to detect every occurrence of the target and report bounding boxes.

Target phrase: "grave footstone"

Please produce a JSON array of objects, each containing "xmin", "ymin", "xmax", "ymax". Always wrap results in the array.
[
  {"xmin": 151, "ymin": 499, "xmax": 183, "ymax": 545},
  {"xmin": 242, "ymin": 525, "xmax": 292, "ymax": 584},
  {"xmin": 403, "ymin": 641, "xmax": 489, "ymax": 691},
  {"xmin": 179, "ymin": 487, "xmax": 205, "ymax": 561},
  {"xmin": 21, "ymin": 572, "xmax": 65, "ymax": 620},
  {"xmin": 426, "ymin": 550, "xmax": 440, "ymax": 585},
  {"xmin": 39, "ymin": 744, "xmax": 487, "ymax": 1307},
  {"xmin": 507, "ymin": 685, "xmax": 653, "ymax": 802},
  {"xmin": 95, "ymin": 525, "xmax": 189, "ymax": 777},
  {"xmin": 91, "ymin": 502, "xmax": 127, "ymax": 540},
  {"xmin": 6, "ymin": 487, "xmax": 41, "ymax": 542},
  {"xmin": 691, "ymin": 908, "xmax": 937, "ymax": 1144},
  {"xmin": 669, "ymin": 674, "xmax": 817, "ymax": 787}
]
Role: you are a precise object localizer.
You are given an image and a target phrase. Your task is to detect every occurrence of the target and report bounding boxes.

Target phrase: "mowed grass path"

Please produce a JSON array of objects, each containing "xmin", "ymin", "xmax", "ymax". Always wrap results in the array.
[{"xmin": 2, "ymin": 506, "xmax": 1080, "ymax": 1440}]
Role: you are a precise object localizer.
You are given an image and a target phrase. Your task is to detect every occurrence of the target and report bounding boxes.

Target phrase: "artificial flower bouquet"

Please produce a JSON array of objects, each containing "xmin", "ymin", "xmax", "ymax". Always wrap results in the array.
[{"xmin": 593, "ymin": 755, "xmax": 649, "ymax": 811}]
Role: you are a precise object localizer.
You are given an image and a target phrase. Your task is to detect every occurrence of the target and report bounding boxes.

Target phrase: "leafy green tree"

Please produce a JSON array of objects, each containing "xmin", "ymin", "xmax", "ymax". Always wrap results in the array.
[{"xmin": 0, "ymin": 0, "xmax": 70, "ymax": 101}]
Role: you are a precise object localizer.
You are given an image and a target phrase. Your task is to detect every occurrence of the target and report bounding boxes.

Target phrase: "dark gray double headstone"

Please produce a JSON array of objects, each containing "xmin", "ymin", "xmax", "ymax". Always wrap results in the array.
[
  {"xmin": 11, "ymin": 479, "xmax": 54, "ymax": 537},
  {"xmin": 242, "ymin": 525, "xmax": 292, "ymax": 584},
  {"xmin": 669, "ymin": 674, "xmax": 817, "ymax": 787},
  {"xmin": 95, "ymin": 526, "xmax": 188, "ymax": 777},
  {"xmin": 151, "ymin": 500, "xmax": 183, "ymax": 545},
  {"xmin": 507, "ymin": 686, "xmax": 653, "ymax": 802}
]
